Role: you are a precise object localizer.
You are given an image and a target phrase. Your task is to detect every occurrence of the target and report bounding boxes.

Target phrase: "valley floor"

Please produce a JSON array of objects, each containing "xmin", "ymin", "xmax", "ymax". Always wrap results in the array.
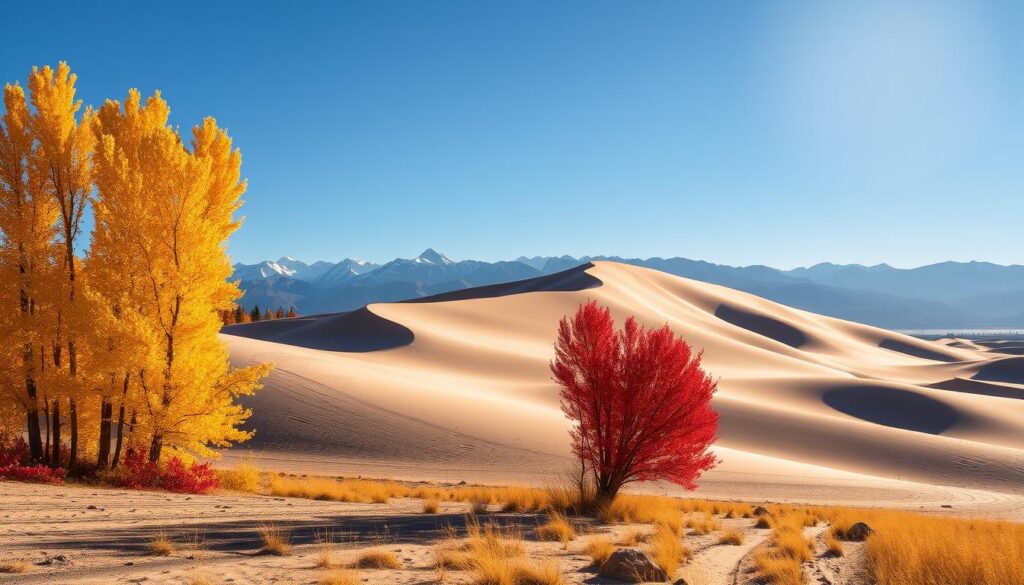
[{"xmin": 0, "ymin": 478, "xmax": 1017, "ymax": 585}]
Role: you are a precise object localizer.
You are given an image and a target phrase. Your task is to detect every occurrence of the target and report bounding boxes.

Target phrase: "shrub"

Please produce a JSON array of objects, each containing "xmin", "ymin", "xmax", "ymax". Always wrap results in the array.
[
  {"xmin": 0, "ymin": 561, "xmax": 30, "ymax": 574},
  {"xmin": 319, "ymin": 568, "xmax": 360, "ymax": 585},
  {"xmin": 718, "ymin": 530, "xmax": 744, "ymax": 545},
  {"xmin": 823, "ymin": 531, "xmax": 843, "ymax": 557},
  {"xmin": 583, "ymin": 536, "xmax": 615, "ymax": 567},
  {"xmin": 114, "ymin": 449, "xmax": 219, "ymax": 494},
  {"xmin": 647, "ymin": 525, "xmax": 690, "ymax": 577},
  {"xmin": 147, "ymin": 532, "xmax": 175, "ymax": 556},
  {"xmin": 423, "ymin": 499, "xmax": 440, "ymax": 514},
  {"xmin": 258, "ymin": 524, "xmax": 291, "ymax": 555},
  {"xmin": 534, "ymin": 513, "xmax": 575, "ymax": 545},
  {"xmin": 351, "ymin": 548, "xmax": 402, "ymax": 569},
  {"xmin": 0, "ymin": 463, "xmax": 65, "ymax": 484},
  {"xmin": 217, "ymin": 461, "xmax": 261, "ymax": 493},
  {"xmin": 0, "ymin": 433, "xmax": 29, "ymax": 467}
]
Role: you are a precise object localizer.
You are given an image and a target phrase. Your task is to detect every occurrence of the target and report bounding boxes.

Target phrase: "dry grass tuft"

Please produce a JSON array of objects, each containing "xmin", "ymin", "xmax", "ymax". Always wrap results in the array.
[
  {"xmin": 216, "ymin": 460, "xmax": 261, "ymax": 493},
  {"xmin": 754, "ymin": 515, "xmax": 773, "ymax": 529},
  {"xmin": 687, "ymin": 513, "xmax": 721, "ymax": 535},
  {"xmin": 0, "ymin": 561, "xmax": 31, "ymax": 574},
  {"xmin": 423, "ymin": 498, "xmax": 440, "ymax": 514},
  {"xmin": 583, "ymin": 536, "xmax": 615, "ymax": 568},
  {"xmin": 717, "ymin": 530, "xmax": 744, "ymax": 545},
  {"xmin": 618, "ymin": 529, "xmax": 648, "ymax": 546},
  {"xmin": 823, "ymin": 530, "xmax": 843, "ymax": 557},
  {"xmin": 470, "ymin": 499, "xmax": 490, "ymax": 515},
  {"xmin": 319, "ymin": 568, "xmax": 360, "ymax": 585},
  {"xmin": 754, "ymin": 549, "xmax": 803, "ymax": 585},
  {"xmin": 147, "ymin": 532, "xmax": 175, "ymax": 556},
  {"xmin": 315, "ymin": 529, "xmax": 336, "ymax": 568},
  {"xmin": 186, "ymin": 571, "xmax": 215, "ymax": 585},
  {"xmin": 351, "ymin": 548, "xmax": 402, "ymax": 569},
  {"xmin": 647, "ymin": 524, "xmax": 690, "ymax": 578},
  {"xmin": 534, "ymin": 512, "xmax": 575, "ymax": 546},
  {"xmin": 257, "ymin": 524, "xmax": 291, "ymax": 556}
]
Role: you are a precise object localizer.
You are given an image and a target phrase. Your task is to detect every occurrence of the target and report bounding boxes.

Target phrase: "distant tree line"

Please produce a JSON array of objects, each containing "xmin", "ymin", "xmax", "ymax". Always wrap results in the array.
[{"xmin": 220, "ymin": 305, "xmax": 297, "ymax": 325}]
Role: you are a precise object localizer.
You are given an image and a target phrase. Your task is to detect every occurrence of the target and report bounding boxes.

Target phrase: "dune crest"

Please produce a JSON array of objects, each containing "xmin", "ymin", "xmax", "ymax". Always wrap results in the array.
[{"xmin": 224, "ymin": 261, "xmax": 1024, "ymax": 509}]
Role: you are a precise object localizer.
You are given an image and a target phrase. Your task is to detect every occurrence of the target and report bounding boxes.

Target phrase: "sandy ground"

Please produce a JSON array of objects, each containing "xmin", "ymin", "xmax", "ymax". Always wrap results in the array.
[
  {"xmin": 7, "ymin": 261, "xmax": 1024, "ymax": 583},
  {"xmin": 220, "ymin": 261, "xmax": 1024, "ymax": 518},
  {"xmin": 0, "ymin": 480, "xmax": 872, "ymax": 585}
]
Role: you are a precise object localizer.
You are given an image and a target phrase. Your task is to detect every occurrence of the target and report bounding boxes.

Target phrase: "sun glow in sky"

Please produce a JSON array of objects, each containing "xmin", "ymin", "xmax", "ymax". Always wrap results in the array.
[{"xmin": 2, "ymin": 1, "xmax": 1021, "ymax": 268}]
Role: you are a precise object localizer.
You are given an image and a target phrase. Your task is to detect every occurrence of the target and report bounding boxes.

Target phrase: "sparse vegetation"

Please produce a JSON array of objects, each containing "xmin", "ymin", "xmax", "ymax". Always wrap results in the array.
[
  {"xmin": 319, "ymin": 568, "xmax": 360, "ymax": 585},
  {"xmin": 823, "ymin": 530, "xmax": 843, "ymax": 557},
  {"xmin": 754, "ymin": 512, "xmax": 813, "ymax": 584},
  {"xmin": 147, "ymin": 532, "xmax": 175, "ymax": 556},
  {"xmin": 534, "ymin": 512, "xmax": 575, "ymax": 546},
  {"xmin": 647, "ymin": 524, "xmax": 690, "ymax": 578},
  {"xmin": 315, "ymin": 529, "xmax": 336, "ymax": 568},
  {"xmin": 216, "ymin": 460, "xmax": 261, "ymax": 493},
  {"xmin": 718, "ymin": 529, "xmax": 744, "ymax": 545},
  {"xmin": 0, "ymin": 561, "xmax": 30, "ymax": 574},
  {"xmin": 352, "ymin": 548, "xmax": 402, "ymax": 569},
  {"xmin": 423, "ymin": 498, "xmax": 440, "ymax": 513},
  {"xmin": 583, "ymin": 536, "xmax": 615, "ymax": 567},
  {"xmin": 257, "ymin": 524, "xmax": 291, "ymax": 555}
]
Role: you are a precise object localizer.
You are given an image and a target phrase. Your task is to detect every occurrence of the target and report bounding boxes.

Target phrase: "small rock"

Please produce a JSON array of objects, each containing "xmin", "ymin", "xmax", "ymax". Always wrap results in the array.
[
  {"xmin": 86, "ymin": 505, "xmax": 98, "ymax": 510},
  {"xmin": 845, "ymin": 522, "xmax": 874, "ymax": 541},
  {"xmin": 599, "ymin": 548, "xmax": 668, "ymax": 582},
  {"xmin": 941, "ymin": 504, "xmax": 953, "ymax": 509}
]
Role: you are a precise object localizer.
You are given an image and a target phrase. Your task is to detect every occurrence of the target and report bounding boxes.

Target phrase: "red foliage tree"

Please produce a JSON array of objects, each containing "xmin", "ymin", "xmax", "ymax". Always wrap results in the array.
[{"xmin": 551, "ymin": 300, "xmax": 719, "ymax": 504}]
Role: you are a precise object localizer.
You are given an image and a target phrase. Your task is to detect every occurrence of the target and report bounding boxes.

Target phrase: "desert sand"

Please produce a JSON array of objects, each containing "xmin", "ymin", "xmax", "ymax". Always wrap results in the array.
[
  {"xmin": 5, "ymin": 260, "xmax": 1024, "ymax": 584},
  {"xmin": 221, "ymin": 261, "xmax": 1024, "ymax": 517}
]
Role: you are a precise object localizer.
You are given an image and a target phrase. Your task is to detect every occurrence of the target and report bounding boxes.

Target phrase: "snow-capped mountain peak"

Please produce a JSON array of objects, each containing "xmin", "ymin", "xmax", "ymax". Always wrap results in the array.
[{"xmin": 414, "ymin": 248, "xmax": 452, "ymax": 265}]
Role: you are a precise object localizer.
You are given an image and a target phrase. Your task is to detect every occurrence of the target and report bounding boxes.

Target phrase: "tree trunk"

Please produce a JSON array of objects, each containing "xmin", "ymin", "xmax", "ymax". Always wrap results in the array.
[
  {"xmin": 50, "ymin": 400, "xmax": 61, "ymax": 468},
  {"xmin": 111, "ymin": 374, "xmax": 131, "ymax": 469},
  {"xmin": 148, "ymin": 433, "xmax": 163, "ymax": 464},
  {"xmin": 43, "ymin": 399, "xmax": 51, "ymax": 465},
  {"xmin": 68, "ymin": 395, "xmax": 78, "ymax": 467},
  {"xmin": 97, "ymin": 399, "xmax": 113, "ymax": 469},
  {"xmin": 24, "ymin": 376, "xmax": 43, "ymax": 463}
]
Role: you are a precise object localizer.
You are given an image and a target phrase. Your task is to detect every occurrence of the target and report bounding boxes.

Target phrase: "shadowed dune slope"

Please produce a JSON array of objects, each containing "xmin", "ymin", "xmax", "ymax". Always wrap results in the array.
[{"xmin": 224, "ymin": 261, "xmax": 1024, "ymax": 498}]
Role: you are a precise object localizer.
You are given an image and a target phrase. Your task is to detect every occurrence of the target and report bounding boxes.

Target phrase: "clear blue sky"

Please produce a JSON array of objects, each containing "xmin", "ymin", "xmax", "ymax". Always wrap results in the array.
[{"xmin": 2, "ymin": 1, "xmax": 1021, "ymax": 268}]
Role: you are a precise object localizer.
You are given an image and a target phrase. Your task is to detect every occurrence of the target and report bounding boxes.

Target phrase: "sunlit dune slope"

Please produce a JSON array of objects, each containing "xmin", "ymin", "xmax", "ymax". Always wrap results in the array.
[{"xmin": 223, "ymin": 261, "xmax": 1024, "ymax": 496}]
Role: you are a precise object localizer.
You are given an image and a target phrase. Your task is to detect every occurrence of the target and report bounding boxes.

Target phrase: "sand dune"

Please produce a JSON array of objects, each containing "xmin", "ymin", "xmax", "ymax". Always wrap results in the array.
[{"xmin": 223, "ymin": 261, "xmax": 1024, "ymax": 514}]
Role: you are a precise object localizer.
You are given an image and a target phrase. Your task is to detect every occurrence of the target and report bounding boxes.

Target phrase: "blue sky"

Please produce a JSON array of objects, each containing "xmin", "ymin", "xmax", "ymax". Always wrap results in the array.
[{"xmin": 2, "ymin": 1, "xmax": 1021, "ymax": 268}]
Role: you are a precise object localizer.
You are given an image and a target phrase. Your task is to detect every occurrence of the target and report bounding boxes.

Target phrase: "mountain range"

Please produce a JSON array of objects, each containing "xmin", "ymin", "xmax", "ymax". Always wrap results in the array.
[{"xmin": 231, "ymin": 250, "xmax": 1024, "ymax": 329}]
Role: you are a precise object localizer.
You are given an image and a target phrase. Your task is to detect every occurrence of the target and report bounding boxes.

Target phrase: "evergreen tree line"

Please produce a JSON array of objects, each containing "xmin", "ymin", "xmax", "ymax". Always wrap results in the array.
[
  {"xmin": 220, "ymin": 305, "xmax": 298, "ymax": 325},
  {"xmin": 0, "ymin": 63, "xmax": 271, "ymax": 471}
]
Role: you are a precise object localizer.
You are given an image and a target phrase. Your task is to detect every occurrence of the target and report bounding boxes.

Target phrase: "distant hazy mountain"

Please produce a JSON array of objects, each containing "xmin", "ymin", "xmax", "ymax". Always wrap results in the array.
[{"xmin": 231, "ymin": 252, "xmax": 1024, "ymax": 329}]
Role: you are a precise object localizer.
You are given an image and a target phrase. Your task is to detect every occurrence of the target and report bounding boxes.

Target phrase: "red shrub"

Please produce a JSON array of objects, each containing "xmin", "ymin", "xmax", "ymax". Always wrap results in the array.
[
  {"xmin": 0, "ymin": 463, "xmax": 66, "ymax": 484},
  {"xmin": 0, "ymin": 433, "xmax": 30, "ymax": 467},
  {"xmin": 551, "ymin": 301, "xmax": 719, "ymax": 503},
  {"xmin": 115, "ymin": 448, "xmax": 219, "ymax": 494},
  {"xmin": 160, "ymin": 458, "xmax": 219, "ymax": 494}
]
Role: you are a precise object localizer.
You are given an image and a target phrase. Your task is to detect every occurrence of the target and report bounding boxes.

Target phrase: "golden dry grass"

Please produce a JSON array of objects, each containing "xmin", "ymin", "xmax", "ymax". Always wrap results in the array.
[
  {"xmin": 534, "ymin": 512, "xmax": 575, "ymax": 545},
  {"xmin": 314, "ymin": 529, "xmax": 336, "ymax": 568},
  {"xmin": 216, "ymin": 461, "xmax": 261, "ymax": 493},
  {"xmin": 687, "ymin": 513, "xmax": 721, "ymax": 535},
  {"xmin": 232, "ymin": 466, "xmax": 1024, "ymax": 585},
  {"xmin": 753, "ymin": 549, "xmax": 804, "ymax": 585},
  {"xmin": 319, "ymin": 568, "xmax": 360, "ymax": 585},
  {"xmin": 186, "ymin": 571, "xmax": 214, "ymax": 585},
  {"xmin": 717, "ymin": 529, "xmax": 744, "ymax": 545},
  {"xmin": 257, "ymin": 524, "xmax": 291, "ymax": 556},
  {"xmin": 423, "ymin": 498, "xmax": 440, "ymax": 513},
  {"xmin": 823, "ymin": 530, "xmax": 843, "ymax": 557},
  {"xmin": 583, "ymin": 536, "xmax": 615, "ymax": 568},
  {"xmin": 618, "ymin": 529, "xmax": 649, "ymax": 546},
  {"xmin": 647, "ymin": 524, "xmax": 690, "ymax": 578},
  {"xmin": 147, "ymin": 532, "xmax": 175, "ymax": 556},
  {"xmin": 351, "ymin": 548, "xmax": 402, "ymax": 569},
  {"xmin": 0, "ymin": 561, "xmax": 30, "ymax": 574}
]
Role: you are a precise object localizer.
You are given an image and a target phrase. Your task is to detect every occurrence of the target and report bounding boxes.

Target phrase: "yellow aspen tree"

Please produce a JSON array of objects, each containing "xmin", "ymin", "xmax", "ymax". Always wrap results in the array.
[
  {"xmin": 27, "ymin": 63, "xmax": 96, "ymax": 466},
  {"xmin": 0, "ymin": 81, "xmax": 59, "ymax": 462},
  {"xmin": 93, "ymin": 90, "xmax": 270, "ymax": 463}
]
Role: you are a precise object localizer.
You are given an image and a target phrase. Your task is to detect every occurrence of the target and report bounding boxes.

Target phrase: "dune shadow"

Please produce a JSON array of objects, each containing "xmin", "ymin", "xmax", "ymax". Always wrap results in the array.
[
  {"xmin": 879, "ymin": 339, "xmax": 959, "ymax": 363},
  {"xmin": 927, "ymin": 377, "xmax": 1024, "ymax": 400},
  {"xmin": 32, "ymin": 510, "xmax": 551, "ymax": 555},
  {"xmin": 714, "ymin": 303, "xmax": 806, "ymax": 348},
  {"xmin": 972, "ymin": 357, "xmax": 1024, "ymax": 384},
  {"xmin": 223, "ymin": 264, "xmax": 602, "ymax": 353},
  {"xmin": 822, "ymin": 384, "xmax": 958, "ymax": 435}
]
